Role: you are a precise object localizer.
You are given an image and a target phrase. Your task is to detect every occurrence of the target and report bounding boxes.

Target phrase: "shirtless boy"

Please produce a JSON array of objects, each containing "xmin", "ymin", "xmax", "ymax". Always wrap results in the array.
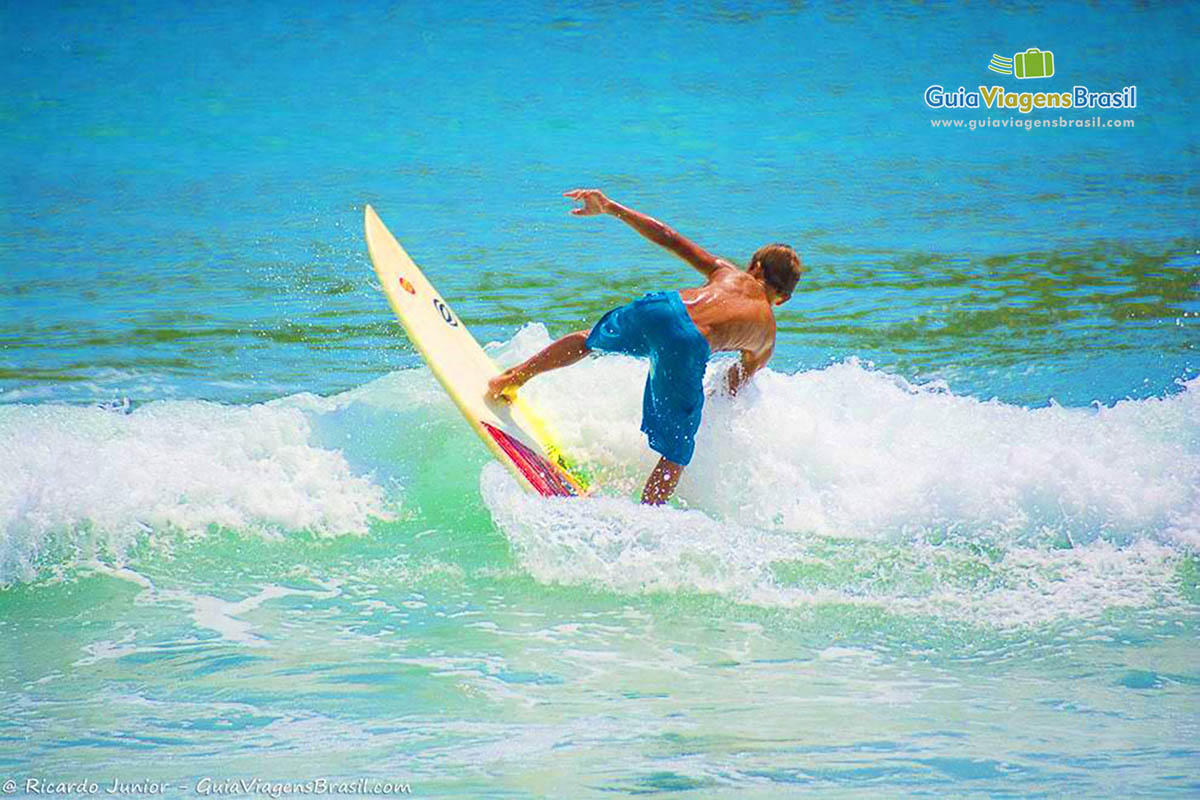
[{"xmin": 487, "ymin": 189, "xmax": 803, "ymax": 505}]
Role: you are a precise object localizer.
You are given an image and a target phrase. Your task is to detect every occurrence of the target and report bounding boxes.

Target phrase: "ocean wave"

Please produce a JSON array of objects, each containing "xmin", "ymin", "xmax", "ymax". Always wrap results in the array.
[
  {"xmin": 0, "ymin": 399, "xmax": 391, "ymax": 585},
  {"xmin": 481, "ymin": 462, "xmax": 1190, "ymax": 627},
  {"xmin": 494, "ymin": 324, "xmax": 1199, "ymax": 549},
  {"xmin": 2, "ymin": 323, "xmax": 1196, "ymax": 602},
  {"xmin": 481, "ymin": 324, "xmax": 1198, "ymax": 626}
]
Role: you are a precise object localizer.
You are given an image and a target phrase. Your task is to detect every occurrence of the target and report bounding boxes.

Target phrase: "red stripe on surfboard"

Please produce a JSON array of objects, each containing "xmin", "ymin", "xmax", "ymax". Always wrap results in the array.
[{"xmin": 481, "ymin": 422, "xmax": 577, "ymax": 497}]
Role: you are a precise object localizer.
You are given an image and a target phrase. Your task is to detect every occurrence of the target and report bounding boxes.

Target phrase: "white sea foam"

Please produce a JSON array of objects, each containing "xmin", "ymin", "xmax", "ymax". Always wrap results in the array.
[
  {"xmin": 3, "ymin": 322, "xmax": 1196, "ymax": 621},
  {"xmin": 481, "ymin": 462, "xmax": 1188, "ymax": 627},
  {"xmin": 482, "ymin": 324, "xmax": 1198, "ymax": 626},
  {"xmin": 492, "ymin": 324, "xmax": 1200, "ymax": 548},
  {"xmin": 0, "ymin": 400, "xmax": 390, "ymax": 585}
]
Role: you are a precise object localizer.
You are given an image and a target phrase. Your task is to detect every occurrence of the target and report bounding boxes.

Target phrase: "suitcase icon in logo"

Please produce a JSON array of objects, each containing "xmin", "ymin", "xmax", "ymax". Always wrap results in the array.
[{"xmin": 1013, "ymin": 48, "xmax": 1054, "ymax": 79}]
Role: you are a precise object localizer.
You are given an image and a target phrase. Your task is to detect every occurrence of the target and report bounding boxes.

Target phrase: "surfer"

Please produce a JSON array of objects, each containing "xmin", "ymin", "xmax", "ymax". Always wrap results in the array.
[{"xmin": 487, "ymin": 189, "xmax": 802, "ymax": 504}]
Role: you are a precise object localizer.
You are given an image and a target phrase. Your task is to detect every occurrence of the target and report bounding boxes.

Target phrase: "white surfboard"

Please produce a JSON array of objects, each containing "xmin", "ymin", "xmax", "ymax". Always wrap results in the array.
[{"xmin": 363, "ymin": 205, "xmax": 587, "ymax": 497}]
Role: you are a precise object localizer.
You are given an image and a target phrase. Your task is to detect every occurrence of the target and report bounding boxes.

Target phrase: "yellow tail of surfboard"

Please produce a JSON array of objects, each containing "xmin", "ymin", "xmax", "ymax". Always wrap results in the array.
[{"xmin": 363, "ymin": 204, "xmax": 588, "ymax": 497}]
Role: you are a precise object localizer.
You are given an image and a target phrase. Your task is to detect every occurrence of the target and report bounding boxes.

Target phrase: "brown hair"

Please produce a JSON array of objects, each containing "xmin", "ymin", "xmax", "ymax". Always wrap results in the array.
[{"xmin": 750, "ymin": 244, "xmax": 802, "ymax": 299}]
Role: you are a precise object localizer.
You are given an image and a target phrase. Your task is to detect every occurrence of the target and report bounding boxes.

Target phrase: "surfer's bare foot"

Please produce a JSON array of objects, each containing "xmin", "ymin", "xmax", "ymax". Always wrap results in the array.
[{"xmin": 486, "ymin": 369, "xmax": 525, "ymax": 404}]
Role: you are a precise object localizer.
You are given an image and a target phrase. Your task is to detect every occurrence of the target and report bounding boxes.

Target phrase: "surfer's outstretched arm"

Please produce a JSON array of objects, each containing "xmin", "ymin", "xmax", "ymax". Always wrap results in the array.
[{"xmin": 563, "ymin": 189, "xmax": 730, "ymax": 278}]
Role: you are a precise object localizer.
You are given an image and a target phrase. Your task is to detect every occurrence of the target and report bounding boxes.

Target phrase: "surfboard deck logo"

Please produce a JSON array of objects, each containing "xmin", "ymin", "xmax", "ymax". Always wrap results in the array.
[
  {"xmin": 432, "ymin": 298, "xmax": 458, "ymax": 326},
  {"xmin": 363, "ymin": 205, "xmax": 587, "ymax": 498}
]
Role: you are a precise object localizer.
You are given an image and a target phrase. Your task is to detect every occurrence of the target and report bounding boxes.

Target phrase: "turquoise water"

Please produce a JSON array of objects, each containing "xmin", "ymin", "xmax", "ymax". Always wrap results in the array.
[{"xmin": 2, "ymin": 1, "xmax": 1198, "ymax": 797}]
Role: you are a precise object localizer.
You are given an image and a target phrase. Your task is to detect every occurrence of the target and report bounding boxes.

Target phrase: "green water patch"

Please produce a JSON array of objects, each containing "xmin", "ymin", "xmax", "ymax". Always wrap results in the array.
[
  {"xmin": 3, "ymin": 238, "xmax": 1195, "ymax": 406},
  {"xmin": 801, "ymin": 240, "xmax": 1199, "ymax": 345},
  {"xmin": 1176, "ymin": 554, "xmax": 1200, "ymax": 605}
]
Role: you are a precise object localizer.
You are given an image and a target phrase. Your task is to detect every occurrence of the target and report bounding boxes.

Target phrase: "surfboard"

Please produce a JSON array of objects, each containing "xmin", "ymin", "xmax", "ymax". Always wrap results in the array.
[{"xmin": 363, "ymin": 205, "xmax": 588, "ymax": 497}]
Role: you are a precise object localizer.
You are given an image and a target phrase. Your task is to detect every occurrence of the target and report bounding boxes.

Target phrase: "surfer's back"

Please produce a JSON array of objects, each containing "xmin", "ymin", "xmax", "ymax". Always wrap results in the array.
[
  {"xmin": 679, "ymin": 267, "xmax": 778, "ymax": 356},
  {"xmin": 679, "ymin": 244, "xmax": 802, "ymax": 359}
]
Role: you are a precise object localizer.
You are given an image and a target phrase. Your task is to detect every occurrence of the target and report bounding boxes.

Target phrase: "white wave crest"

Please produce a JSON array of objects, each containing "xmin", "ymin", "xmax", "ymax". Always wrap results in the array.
[
  {"xmin": 0, "ymin": 399, "xmax": 390, "ymax": 584},
  {"xmin": 493, "ymin": 324, "xmax": 1200, "ymax": 548}
]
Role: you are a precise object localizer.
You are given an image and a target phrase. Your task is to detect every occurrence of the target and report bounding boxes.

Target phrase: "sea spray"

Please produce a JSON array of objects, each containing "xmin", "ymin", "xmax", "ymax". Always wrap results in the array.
[
  {"xmin": 494, "ymin": 324, "xmax": 1200, "ymax": 548},
  {"xmin": 0, "ymin": 400, "xmax": 390, "ymax": 585}
]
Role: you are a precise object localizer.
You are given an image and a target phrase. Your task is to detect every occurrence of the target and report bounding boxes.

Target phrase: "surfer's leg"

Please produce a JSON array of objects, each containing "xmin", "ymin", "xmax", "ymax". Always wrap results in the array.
[
  {"xmin": 641, "ymin": 456, "xmax": 684, "ymax": 505},
  {"xmin": 486, "ymin": 330, "xmax": 591, "ymax": 402}
]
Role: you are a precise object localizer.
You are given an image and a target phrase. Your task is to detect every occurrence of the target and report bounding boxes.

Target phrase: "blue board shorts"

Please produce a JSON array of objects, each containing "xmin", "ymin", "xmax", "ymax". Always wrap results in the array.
[{"xmin": 585, "ymin": 291, "xmax": 712, "ymax": 466}]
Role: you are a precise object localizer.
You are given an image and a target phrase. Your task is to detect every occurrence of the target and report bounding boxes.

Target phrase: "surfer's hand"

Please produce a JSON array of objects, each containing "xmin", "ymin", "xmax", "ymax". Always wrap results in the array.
[
  {"xmin": 564, "ymin": 188, "xmax": 610, "ymax": 216},
  {"xmin": 486, "ymin": 370, "xmax": 521, "ymax": 404}
]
